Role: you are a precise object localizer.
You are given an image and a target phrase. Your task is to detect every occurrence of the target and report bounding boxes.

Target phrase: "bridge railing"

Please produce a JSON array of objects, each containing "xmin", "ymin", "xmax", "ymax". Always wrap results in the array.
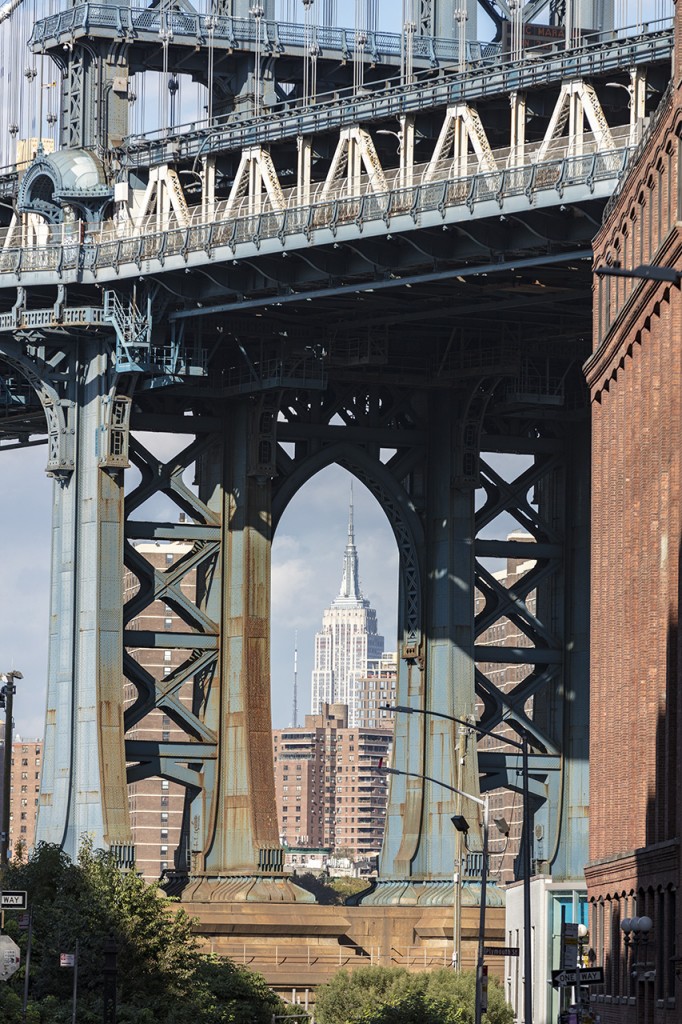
[
  {"xmin": 213, "ymin": 943, "xmax": 455, "ymax": 969},
  {"xmin": 29, "ymin": 3, "xmax": 469, "ymax": 65},
  {"xmin": 0, "ymin": 145, "xmax": 631, "ymax": 280},
  {"xmin": 116, "ymin": 20, "xmax": 672, "ymax": 162}
]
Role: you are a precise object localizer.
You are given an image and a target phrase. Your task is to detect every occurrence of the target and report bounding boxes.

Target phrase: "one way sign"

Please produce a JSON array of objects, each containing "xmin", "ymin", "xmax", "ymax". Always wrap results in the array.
[
  {"xmin": 1, "ymin": 891, "xmax": 27, "ymax": 909},
  {"xmin": 552, "ymin": 967, "xmax": 604, "ymax": 988}
]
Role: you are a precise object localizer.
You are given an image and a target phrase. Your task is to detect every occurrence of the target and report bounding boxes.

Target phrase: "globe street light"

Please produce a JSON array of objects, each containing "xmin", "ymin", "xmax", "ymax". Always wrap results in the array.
[
  {"xmin": 0, "ymin": 670, "xmax": 23, "ymax": 867},
  {"xmin": 389, "ymin": 703, "xmax": 533, "ymax": 1024},
  {"xmin": 380, "ymin": 763, "xmax": 490, "ymax": 1024}
]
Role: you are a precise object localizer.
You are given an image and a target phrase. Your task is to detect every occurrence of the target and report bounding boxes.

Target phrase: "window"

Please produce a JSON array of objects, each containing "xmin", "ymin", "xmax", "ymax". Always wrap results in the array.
[
  {"xmin": 160, "ymin": 796, "xmax": 169, "ymax": 807},
  {"xmin": 164, "ymin": 650, "xmax": 172, "ymax": 663},
  {"xmin": 160, "ymin": 861, "xmax": 168, "ymax": 870},
  {"xmin": 161, "ymin": 812, "xmax": 169, "ymax": 822},
  {"xmin": 161, "ymin": 780, "xmax": 170, "ymax": 791},
  {"xmin": 161, "ymin": 829, "xmax": 169, "ymax": 840},
  {"xmin": 165, "ymin": 553, "xmax": 174, "ymax": 564},
  {"xmin": 164, "ymin": 617, "xmax": 173, "ymax": 629},
  {"xmin": 162, "ymin": 731, "xmax": 170, "ymax": 743},
  {"xmin": 163, "ymin": 667, "xmax": 171, "ymax": 676},
  {"xmin": 160, "ymin": 846, "xmax": 168, "ymax": 855}
]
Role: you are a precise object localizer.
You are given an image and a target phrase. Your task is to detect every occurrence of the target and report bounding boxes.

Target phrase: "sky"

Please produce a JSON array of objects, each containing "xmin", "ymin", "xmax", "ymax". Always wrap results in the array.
[{"xmin": 0, "ymin": 442, "xmax": 398, "ymax": 738}]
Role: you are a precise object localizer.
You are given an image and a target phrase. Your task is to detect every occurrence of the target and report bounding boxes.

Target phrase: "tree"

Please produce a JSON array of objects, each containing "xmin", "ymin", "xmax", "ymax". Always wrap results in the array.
[
  {"xmin": 315, "ymin": 966, "xmax": 514, "ymax": 1024},
  {"xmin": 0, "ymin": 841, "xmax": 293, "ymax": 1023}
]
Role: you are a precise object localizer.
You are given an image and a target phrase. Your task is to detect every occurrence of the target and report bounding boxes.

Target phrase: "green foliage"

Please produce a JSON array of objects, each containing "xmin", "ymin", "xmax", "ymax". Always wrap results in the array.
[
  {"xmin": 291, "ymin": 872, "xmax": 372, "ymax": 905},
  {"xmin": 292, "ymin": 872, "xmax": 344, "ymax": 904},
  {"xmin": 315, "ymin": 965, "xmax": 514, "ymax": 1024},
  {"xmin": 326, "ymin": 877, "xmax": 372, "ymax": 901},
  {"xmin": 0, "ymin": 840, "xmax": 291, "ymax": 1023}
]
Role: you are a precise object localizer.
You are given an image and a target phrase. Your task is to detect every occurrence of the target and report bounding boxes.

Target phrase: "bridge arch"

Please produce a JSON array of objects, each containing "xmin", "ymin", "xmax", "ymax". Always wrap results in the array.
[
  {"xmin": 272, "ymin": 439, "xmax": 425, "ymax": 654},
  {"xmin": 0, "ymin": 339, "xmax": 74, "ymax": 474}
]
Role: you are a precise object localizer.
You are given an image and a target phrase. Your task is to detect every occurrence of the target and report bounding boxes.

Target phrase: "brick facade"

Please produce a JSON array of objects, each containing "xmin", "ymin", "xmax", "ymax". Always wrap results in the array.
[
  {"xmin": 584, "ymin": 15, "xmax": 682, "ymax": 1018},
  {"xmin": 273, "ymin": 703, "xmax": 392, "ymax": 857}
]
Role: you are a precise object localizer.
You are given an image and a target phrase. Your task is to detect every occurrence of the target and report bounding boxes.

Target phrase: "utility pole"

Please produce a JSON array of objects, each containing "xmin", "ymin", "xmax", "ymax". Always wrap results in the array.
[{"xmin": 0, "ymin": 670, "xmax": 22, "ymax": 867}]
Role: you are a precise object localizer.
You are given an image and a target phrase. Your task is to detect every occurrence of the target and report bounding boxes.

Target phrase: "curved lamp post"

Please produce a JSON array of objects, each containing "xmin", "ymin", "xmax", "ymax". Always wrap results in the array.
[
  {"xmin": 380, "ymin": 763, "xmax": 490, "ymax": 1024},
  {"xmin": 388, "ymin": 703, "xmax": 533, "ymax": 1024}
]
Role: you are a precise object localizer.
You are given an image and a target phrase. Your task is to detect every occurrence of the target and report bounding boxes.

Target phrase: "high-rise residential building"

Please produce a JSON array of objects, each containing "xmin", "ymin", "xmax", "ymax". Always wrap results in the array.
[
  {"xmin": 2, "ymin": 734, "xmax": 42, "ymax": 860},
  {"xmin": 355, "ymin": 653, "xmax": 398, "ymax": 729},
  {"xmin": 272, "ymin": 703, "xmax": 392, "ymax": 858},
  {"xmin": 311, "ymin": 493, "xmax": 385, "ymax": 726}
]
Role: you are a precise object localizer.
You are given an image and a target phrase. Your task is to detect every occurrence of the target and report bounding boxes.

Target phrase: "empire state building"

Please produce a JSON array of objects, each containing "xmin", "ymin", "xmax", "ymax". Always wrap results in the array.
[{"xmin": 311, "ymin": 491, "xmax": 385, "ymax": 726}]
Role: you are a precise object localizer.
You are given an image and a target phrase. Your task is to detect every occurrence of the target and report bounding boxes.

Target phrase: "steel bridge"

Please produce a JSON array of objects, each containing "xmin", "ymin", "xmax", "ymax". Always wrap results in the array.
[{"xmin": 0, "ymin": 0, "xmax": 673, "ymax": 906}]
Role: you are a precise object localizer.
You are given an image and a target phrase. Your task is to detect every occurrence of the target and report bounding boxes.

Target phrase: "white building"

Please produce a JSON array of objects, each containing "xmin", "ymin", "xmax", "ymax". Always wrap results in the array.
[{"xmin": 310, "ymin": 492, "xmax": 385, "ymax": 726}]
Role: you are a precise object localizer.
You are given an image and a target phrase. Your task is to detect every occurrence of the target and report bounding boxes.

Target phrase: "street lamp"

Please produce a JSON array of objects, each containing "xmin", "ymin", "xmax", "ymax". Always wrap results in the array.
[
  {"xmin": 388, "ymin": 704, "xmax": 533, "ymax": 1024},
  {"xmin": 621, "ymin": 915, "xmax": 654, "ymax": 979},
  {"xmin": 0, "ymin": 670, "xmax": 23, "ymax": 867},
  {"xmin": 380, "ymin": 763, "xmax": 490, "ymax": 1024}
]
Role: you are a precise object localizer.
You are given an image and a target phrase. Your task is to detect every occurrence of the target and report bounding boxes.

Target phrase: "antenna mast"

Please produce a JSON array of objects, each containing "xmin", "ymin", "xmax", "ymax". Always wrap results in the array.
[{"xmin": 292, "ymin": 631, "xmax": 299, "ymax": 727}]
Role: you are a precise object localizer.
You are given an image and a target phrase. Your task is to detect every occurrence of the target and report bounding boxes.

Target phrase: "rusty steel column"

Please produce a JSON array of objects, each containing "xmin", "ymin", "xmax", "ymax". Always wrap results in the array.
[
  {"xmin": 37, "ymin": 340, "xmax": 131, "ymax": 858},
  {"xmin": 374, "ymin": 393, "xmax": 481, "ymax": 901},
  {"xmin": 187, "ymin": 401, "xmax": 308, "ymax": 896}
]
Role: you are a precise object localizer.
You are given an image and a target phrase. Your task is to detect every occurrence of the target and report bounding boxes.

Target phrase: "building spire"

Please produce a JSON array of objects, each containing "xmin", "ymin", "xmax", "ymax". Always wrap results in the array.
[{"xmin": 338, "ymin": 482, "xmax": 361, "ymax": 601}]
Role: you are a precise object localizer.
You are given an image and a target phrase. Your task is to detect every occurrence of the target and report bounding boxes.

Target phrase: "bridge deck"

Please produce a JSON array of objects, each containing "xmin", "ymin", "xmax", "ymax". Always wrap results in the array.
[
  {"xmin": 30, "ymin": 4, "xmax": 490, "ymax": 69},
  {"xmin": 0, "ymin": 142, "xmax": 628, "ymax": 292},
  {"xmin": 118, "ymin": 26, "xmax": 672, "ymax": 167}
]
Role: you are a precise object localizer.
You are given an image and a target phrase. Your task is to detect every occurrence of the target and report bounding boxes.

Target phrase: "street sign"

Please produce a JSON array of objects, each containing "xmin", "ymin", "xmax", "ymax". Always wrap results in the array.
[
  {"xmin": 0, "ymin": 935, "xmax": 20, "ymax": 981},
  {"xmin": 552, "ymin": 970, "xmax": 578, "ymax": 988},
  {"xmin": 576, "ymin": 968, "xmax": 604, "ymax": 984},
  {"xmin": 483, "ymin": 946, "xmax": 520, "ymax": 957},
  {"xmin": 551, "ymin": 967, "xmax": 604, "ymax": 988},
  {"xmin": 1, "ymin": 890, "xmax": 27, "ymax": 909}
]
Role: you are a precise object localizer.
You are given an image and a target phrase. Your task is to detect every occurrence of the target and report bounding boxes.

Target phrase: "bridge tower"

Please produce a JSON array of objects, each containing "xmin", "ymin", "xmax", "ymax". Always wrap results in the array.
[{"xmin": 0, "ymin": 0, "xmax": 669, "ymax": 954}]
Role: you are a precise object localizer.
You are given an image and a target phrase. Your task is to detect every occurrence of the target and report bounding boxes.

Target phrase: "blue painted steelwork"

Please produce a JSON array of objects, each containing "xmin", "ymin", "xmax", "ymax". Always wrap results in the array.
[{"xmin": 0, "ymin": 0, "xmax": 648, "ymax": 900}]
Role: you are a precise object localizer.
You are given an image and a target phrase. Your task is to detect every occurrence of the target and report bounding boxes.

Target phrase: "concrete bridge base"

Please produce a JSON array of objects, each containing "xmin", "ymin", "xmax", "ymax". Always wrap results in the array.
[{"xmin": 188, "ymin": 899, "xmax": 506, "ymax": 998}]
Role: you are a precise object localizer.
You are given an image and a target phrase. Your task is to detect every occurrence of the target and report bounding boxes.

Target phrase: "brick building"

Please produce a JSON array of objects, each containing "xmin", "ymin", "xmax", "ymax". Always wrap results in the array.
[
  {"xmin": 354, "ymin": 652, "xmax": 397, "ymax": 730},
  {"xmin": 584, "ymin": 15, "xmax": 682, "ymax": 1021},
  {"xmin": 4, "ymin": 735, "xmax": 42, "ymax": 860},
  {"xmin": 272, "ymin": 702, "xmax": 392, "ymax": 858}
]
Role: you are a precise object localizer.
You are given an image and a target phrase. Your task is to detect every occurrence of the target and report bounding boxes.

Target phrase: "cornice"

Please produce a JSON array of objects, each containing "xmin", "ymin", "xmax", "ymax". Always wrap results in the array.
[
  {"xmin": 585, "ymin": 229, "xmax": 682, "ymax": 393},
  {"xmin": 585, "ymin": 839, "xmax": 679, "ymax": 894}
]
